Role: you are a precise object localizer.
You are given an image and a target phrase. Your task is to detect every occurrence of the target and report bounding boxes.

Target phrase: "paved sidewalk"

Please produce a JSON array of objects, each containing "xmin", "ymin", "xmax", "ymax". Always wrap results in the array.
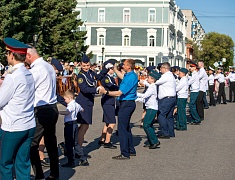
[{"xmin": 50, "ymin": 92, "xmax": 235, "ymax": 180}]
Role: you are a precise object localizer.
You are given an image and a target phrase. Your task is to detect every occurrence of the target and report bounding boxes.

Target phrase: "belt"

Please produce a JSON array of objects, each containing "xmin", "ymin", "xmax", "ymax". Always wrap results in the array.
[
  {"xmin": 162, "ymin": 96, "xmax": 175, "ymax": 100},
  {"xmin": 35, "ymin": 103, "xmax": 57, "ymax": 109},
  {"xmin": 64, "ymin": 121, "xmax": 77, "ymax": 125},
  {"xmin": 119, "ymin": 100, "xmax": 135, "ymax": 102}
]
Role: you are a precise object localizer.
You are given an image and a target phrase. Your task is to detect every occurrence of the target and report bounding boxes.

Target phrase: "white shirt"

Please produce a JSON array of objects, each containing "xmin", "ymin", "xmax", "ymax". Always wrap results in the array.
[
  {"xmin": 136, "ymin": 83, "xmax": 158, "ymax": 110},
  {"xmin": 176, "ymin": 76, "xmax": 188, "ymax": 98},
  {"xmin": 155, "ymin": 71, "xmax": 176, "ymax": 99},
  {"xmin": 64, "ymin": 100, "xmax": 83, "ymax": 123},
  {"xmin": 0, "ymin": 63, "xmax": 36, "ymax": 131},
  {"xmin": 188, "ymin": 71, "xmax": 199, "ymax": 92},
  {"xmin": 214, "ymin": 73, "xmax": 225, "ymax": 83},
  {"xmin": 225, "ymin": 72, "xmax": 235, "ymax": 82},
  {"xmin": 208, "ymin": 74, "xmax": 215, "ymax": 85},
  {"xmin": 30, "ymin": 57, "xmax": 57, "ymax": 107},
  {"xmin": 198, "ymin": 68, "xmax": 208, "ymax": 92}
]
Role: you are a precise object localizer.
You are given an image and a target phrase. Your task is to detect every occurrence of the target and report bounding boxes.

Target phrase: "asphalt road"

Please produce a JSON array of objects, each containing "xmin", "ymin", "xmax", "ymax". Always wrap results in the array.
[{"xmin": 43, "ymin": 89, "xmax": 235, "ymax": 180}]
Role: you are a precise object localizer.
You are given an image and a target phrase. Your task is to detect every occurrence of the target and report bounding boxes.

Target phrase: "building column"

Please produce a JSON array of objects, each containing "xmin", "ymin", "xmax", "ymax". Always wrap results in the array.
[{"xmin": 163, "ymin": 27, "xmax": 168, "ymax": 47}]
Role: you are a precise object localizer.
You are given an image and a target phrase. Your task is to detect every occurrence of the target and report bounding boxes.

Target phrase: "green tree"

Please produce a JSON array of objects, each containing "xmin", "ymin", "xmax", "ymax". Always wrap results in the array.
[
  {"xmin": 35, "ymin": 0, "xmax": 87, "ymax": 61},
  {"xmin": 0, "ymin": 0, "xmax": 87, "ymax": 63},
  {"xmin": 200, "ymin": 32, "xmax": 234, "ymax": 69},
  {"xmin": 0, "ymin": 0, "xmax": 37, "ymax": 64}
]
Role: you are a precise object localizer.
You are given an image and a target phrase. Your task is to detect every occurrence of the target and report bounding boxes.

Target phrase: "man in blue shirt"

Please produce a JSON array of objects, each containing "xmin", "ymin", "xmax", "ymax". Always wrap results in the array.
[{"xmin": 99, "ymin": 59, "xmax": 138, "ymax": 160}]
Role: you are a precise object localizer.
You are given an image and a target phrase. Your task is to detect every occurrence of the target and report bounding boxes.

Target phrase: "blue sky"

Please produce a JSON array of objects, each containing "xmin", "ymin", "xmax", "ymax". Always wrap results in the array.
[{"xmin": 176, "ymin": 0, "xmax": 235, "ymax": 43}]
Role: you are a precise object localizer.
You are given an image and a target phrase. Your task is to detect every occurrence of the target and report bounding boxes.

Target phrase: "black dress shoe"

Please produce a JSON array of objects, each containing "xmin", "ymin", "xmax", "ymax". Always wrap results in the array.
[
  {"xmin": 78, "ymin": 159, "xmax": 89, "ymax": 166},
  {"xmin": 143, "ymin": 144, "xmax": 150, "ymax": 148},
  {"xmin": 149, "ymin": 141, "xmax": 160, "ymax": 149},
  {"xmin": 45, "ymin": 176, "xmax": 59, "ymax": 180},
  {"xmin": 157, "ymin": 135, "xmax": 170, "ymax": 139},
  {"xmin": 104, "ymin": 142, "xmax": 117, "ymax": 149},
  {"xmin": 112, "ymin": 155, "xmax": 130, "ymax": 160},
  {"xmin": 41, "ymin": 159, "xmax": 50, "ymax": 167},
  {"xmin": 222, "ymin": 102, "xmax": 227, "ymax": 104},
  {"xmin": 204, "ymin": 106, "xmax": 209, "ymax": 109},
  {"xmin": 130, "ymin": 153, "xmax": 136, "ymax": 156},
  {"xmin": 192, "ymin": 122, "xmax": 201, "ymax": 125},
  {"xmin": 61, "ymin": 162, "xmax": 75, "ymax": 168},
  {"xmin": 98, "ymin": 140, "xmax": 105, "ymax": 146}
]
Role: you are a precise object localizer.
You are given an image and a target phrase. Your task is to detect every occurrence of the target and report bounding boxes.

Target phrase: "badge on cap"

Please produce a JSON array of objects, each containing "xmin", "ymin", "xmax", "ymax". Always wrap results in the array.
[
  {"xmin": 105, "ymin": 79, "xmax": 109, "ymax": 83},
  {"xmin": 3, "ymin": 37, "xmax": 31, "ymax": 54}
]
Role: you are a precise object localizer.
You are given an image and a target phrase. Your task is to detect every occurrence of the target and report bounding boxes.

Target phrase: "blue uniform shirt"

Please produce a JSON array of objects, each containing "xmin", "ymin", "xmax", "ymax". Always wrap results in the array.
[{"xmin": 118, "ymin": 71, "xmax": 138, "ymax": 101}]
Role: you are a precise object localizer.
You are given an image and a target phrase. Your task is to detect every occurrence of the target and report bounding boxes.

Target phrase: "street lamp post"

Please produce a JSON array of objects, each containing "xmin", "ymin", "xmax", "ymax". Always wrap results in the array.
[
  {"xmin": 101, "ymin": 47, "xmax": 105, "ymax": 64},
  {"xmin": 75, "ymin": 42, "xmax": 79, "ymax": 62},
  {"xmin": 33, "ymin": 34, "xmax": 38, "ymax": 47}
]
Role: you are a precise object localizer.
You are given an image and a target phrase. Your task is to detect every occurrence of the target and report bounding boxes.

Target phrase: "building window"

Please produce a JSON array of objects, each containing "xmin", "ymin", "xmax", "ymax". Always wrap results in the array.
[
  {"xmin": 147, "ymin": 29, "xmax": 157, "ymax": 47},
  {"xmin": 98, "ymin": 8, "xmax": 105, "ymax": 22},
  {"xmin": 123, "ymin": 8, "xmax": 130, "ymax": 23},
  {"xmin": 124, "ymin": 35, "xmax": 130, "ymax": 46},
  {"xmin": 149, "ymin": 57, "xmax": 154, "ymax": 66},
  {"xmin": 148, "ymin": 9, "xmax": 156, "ymax": 22},
  {"xmin": 98, "ymin": 35, "xmax": 105, "ymax": 46},
  {"xmin": 96, "ymin": 28, "xmax": 106, "ymax": 46},
  {"xmin": 122, "ymin": 28, "xmax": 132, "ymax": 46},
  {"xmin": 149, "ymin": 35, "xmax": 155, "ymax": 46}
]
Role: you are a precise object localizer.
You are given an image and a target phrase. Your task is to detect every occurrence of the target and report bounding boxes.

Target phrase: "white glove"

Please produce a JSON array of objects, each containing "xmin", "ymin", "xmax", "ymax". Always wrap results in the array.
[
  {"xmin": 96, "ymin": 86, "xmax": 102, "ymax": 93},
  {"xmin": 135, "ymin": 97, "xmax": 144, "ymax": 103},
  {"xmin": 105, "ymin": 63, "xmax": 114, "ymax": 69}
]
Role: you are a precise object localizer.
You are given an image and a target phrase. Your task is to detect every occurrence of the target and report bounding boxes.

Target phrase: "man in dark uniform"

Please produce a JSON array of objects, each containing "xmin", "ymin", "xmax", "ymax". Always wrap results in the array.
[
  {"xmin": 99, "ymin": 59, "xmax": 138, "ymax": 160},
  {"xmin": 99, "ymin": 61, "xmax": 119, "ymax": 149},
  {"xmin": 75, "ymin": 55, "xmax": 114, "ymax": 152}
]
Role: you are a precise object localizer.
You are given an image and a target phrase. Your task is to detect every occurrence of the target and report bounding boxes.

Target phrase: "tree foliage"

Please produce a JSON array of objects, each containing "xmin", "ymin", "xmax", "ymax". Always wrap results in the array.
[
  {"xmin": 0, "ymin": 0, "xmax": 86, "ymax": 64},
  {"xmin": 199, "ymin": 32, "xmax": 234, "ymax": 69}
]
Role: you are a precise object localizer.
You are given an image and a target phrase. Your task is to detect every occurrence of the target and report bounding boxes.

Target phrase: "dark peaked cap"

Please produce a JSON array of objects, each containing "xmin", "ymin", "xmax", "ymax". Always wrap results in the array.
[
  {"xmin": 103, "ymin": 59, "xmax": 116, "ymax": 66},
  {"xmin": 146, "ymin": 66, "xmax": 156, "ymax": 72},
  {"xmin": 51, "ymin": 58, "xmax": 63, "ymax": 71},
  {"xmin": 81, "ymin": 55, "xmax": 90, "ymax": 63}
]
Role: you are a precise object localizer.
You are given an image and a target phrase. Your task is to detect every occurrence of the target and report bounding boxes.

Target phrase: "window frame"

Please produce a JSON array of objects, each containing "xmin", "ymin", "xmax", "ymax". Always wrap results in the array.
[
  {"xmin": 98, "ymin": 8, "xmax": 105, "ymax": 22},
  {"xmin": 123, "ymin": 8, "xmax": 131, "ymax": 23},
  {"xmin": 148, "ymin": 8, "xmax": 156, "ymax": 23}
]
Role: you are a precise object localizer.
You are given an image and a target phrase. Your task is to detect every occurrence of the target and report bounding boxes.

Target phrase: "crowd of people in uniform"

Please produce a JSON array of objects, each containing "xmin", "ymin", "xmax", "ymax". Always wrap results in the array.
[{"xmin": 0, "ymin": 37, "xmax": 235, "ymax": 179}]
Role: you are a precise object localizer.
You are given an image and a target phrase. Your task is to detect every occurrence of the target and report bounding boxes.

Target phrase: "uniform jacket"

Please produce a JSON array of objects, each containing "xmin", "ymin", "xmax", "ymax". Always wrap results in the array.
[
  {"xmin": 76, "ymin": 68, "xmax": 108, "ymax": 107},
  {"xmin": 101, "ymin": 74, "xmax": 119, "ymax": 105}
]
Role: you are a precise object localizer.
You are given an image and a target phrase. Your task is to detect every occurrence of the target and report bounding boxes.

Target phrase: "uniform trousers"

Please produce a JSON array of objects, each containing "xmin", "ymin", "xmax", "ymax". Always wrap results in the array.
[
  {"xmin": 209, "ymin": 85, "xmax": 216, "ymax": 105},
  {"xmin": 143, "ymin": 109, "xmax": 158, "ymax": 145},
  {"xmin": 30, "ymin": 104, "xmax": 59, "ymax": 179},
  {"xmin": 196, "ymin": 91, "xmax": 205, "ymax": 120},
  {"xmin": 229, "ymin": 81, "xmax": 235, "ymax": 102},
  {"xmin": 189, "ymin": 92, "xmax": 201, "ymax": 123},
  {"xmin": 64, "ymin": 121, "xmax": 86, "ymax": 163},
  {"xmin": 118, "ymin": 100, "xmax": 136, "ymax": 158},
  {"xmin": 0, "ymin": 127, "xmax": 35, "ymax": 180},
  {"xmin": 158, "ymin": 96, "xmax": 176, "ymax": 137},
  {"xmin": 176, "ymin": 98, "xmax": 187, "ymax": 130},
  {"xmin": 217, "ymin": 82, "xmax": 226, "ymax": 103},
  {"xmin": 203, "ymin": 92, "xmax": 209, "ymax": 108}
]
